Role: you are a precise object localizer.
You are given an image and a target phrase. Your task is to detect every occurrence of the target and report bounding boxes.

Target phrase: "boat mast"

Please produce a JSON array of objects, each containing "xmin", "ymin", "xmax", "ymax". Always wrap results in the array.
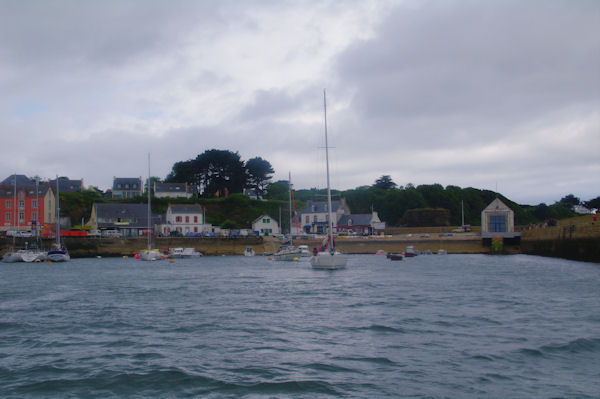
[
  {"xmin": 147, "ymin": 153, "xmax": 151, "ymax": 251},
  {"xmin": 324, "ymin": 89, "xmax": 334, "ymax": 253},
  {"xmin": 12, "ymin": 174, "xmax": 17, "ymax": 249},
  {"xmin": 288, "ymin": 171, "xmax": 293, "ymax": 240},
  {"xmin": 56, "ymin": 176, "xmax": 60, "ymax": 247}
]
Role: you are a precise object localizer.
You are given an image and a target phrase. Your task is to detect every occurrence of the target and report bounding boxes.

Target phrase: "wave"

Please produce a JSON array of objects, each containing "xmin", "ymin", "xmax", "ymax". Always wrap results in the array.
[
  {"xmin": 9, "ymin": 368, "xmax": 341, "ymax": 398},
  {"xmin": 540, "ymin": 337, "xmax": 600, "ymax": 354}
]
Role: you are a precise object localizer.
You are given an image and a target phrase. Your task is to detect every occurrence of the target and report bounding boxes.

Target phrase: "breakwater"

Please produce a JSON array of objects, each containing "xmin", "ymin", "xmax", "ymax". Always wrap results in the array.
[{"xmin": 521, "ymin": 237, "xmax": 600, "ymax": 263}]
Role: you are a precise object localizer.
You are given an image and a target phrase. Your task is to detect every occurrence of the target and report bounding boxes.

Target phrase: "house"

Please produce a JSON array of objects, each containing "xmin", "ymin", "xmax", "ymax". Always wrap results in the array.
[
  {"xmin": 252, "ymin": 214, "xmax": 280, "ymax": 236},
  {"xmin": 112, "ymin": 177, "xmax": 143, "ymax": 199},
  {"xmin": 49, "ymin": 177, "xmax": 84, "ymax": 192},
  {"xmin": 157, "ymin": 204, "xmax": 207, "ymax": 236},
  {"xmin": 88, "ymin": 203, "xmax": 159, "ymax": 237},
  {"xmin": 337, "ymin": 211, "xmax": 386, "ymax": 236},
  {"xmin": 299, "ymin": 198, "xmax": 351, "ymax": 234},
  {"xmin": 0, "ymin": 174, "xmax": 56, "ymax": 235},
  {"xmin": 481, "ymin": 198, "xmax": 521, "ymax": 243},
  {"xmin": 243, "ymin": 188, "xmax": 262, "ymax": 200},
  {"xmin": 154, "ymin": 182, "xmax": 192, "ymax": 199}
]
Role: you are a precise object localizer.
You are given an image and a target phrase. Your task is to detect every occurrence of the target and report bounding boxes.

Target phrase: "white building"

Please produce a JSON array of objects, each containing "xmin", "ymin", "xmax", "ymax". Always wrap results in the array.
[
  {"xmin": 154, "ymin": 182, "xmax": 192, "ymax": 199},
  {"xmin": 299, "ymin": 198, "xmax": 351, "ymax": 234},
  {"xmin": 159, "ymin": 204, "xmax": 207, "ymax": 236},
  {"xmin": 252, "ymin": 214, "xmax": 280, "ymax": 236}
]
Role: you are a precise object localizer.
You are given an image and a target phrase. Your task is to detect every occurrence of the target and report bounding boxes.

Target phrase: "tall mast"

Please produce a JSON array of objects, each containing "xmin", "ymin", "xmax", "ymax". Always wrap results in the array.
[
  {"xmin": 324, "ymin": 89, "xmax": 334, "ymax": 252},
  {"xmin": 147, "ymin": 153, "xmax": 151, "ymax": 251},
  {"xmin": 56, "ymin": 177, "xmax": 60, "ymax": 247},
  {"xmin": 288, "ymin": 171, "xmax": 292, "ymax": 238}
]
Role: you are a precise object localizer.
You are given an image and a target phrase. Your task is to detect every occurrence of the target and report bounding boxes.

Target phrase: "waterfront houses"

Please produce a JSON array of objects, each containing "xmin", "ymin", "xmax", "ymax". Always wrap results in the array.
[
  {"xmin": 89, "ymin": 203, "xmax": 160, "ymax": 237},
  {"xmin": 154, "ymin": 182, "xmax": 192, "ymax": 199},
  {"xmin": 252, "ymin": 214, "xmax": 280, "ymax": 236},
  {"xmin": 337, "ymin": 212, "xmax": 386, "ymax": 236},
  {"xmin": 158, "ymin": 204, "xmax": 207, "ymax": 236},
  {"xmin": 0, "ymin": 175, "xmax": 56, "ymax": 235},
  {"xmin": 112, "ymin": 177, "xmax": 143, "ymax": 199},
  {"xmin": 299, "ymin": 198, "xmax": 351, "ymax": 234}
]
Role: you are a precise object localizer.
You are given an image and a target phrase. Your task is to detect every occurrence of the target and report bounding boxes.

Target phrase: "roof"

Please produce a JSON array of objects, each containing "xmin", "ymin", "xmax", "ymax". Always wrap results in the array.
[
  {"xmin": 252, "ymin": 214, "xmax": 277, "ymax": 224},
  {"xmin": 50, "ymin": 178, "xmax": 83, "ymax": 193},
  {"xmin": 94, "ymin": 203, "xmax": 152, "ymax": 228},
  {"xmin": 338, "ymin": 214, "xmax": 374, "ymax": 226},
  {"xmin": 482, "ymin": 198, "xmax": 513, "ymax": 213},
  {"xmin": 168, "ymin": 204, "xmax": 204, "ymax": 214},
  {"xmin": 0, "ymin": 175, "xmax": 51, "ymax": 198},
  {"xmin": 1, "ymin": 174, "xmax": 33, "ymax": 186},
  {"xmin": 301, "ymin": 200, "xmax": 342, "ymax": 214},
  {"xmin": 155, "ymin": 183, "xmax": 188, "ymax": 193},
  {"xmin": 113, "ymin": 177, "xmax": 142, "ymax": 191}
]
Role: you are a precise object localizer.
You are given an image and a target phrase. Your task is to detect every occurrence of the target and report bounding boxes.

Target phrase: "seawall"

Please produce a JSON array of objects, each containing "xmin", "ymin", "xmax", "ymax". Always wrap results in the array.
[{"xmin": 521, "ymin": 237, "xmax": 600, "ymax": 263}]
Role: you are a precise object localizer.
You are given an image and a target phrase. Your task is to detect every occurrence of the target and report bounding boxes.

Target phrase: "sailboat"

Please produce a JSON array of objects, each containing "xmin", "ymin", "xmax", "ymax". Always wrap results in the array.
[
  {"xmin": 46, "ymin": 177, "xmax": 70, "ymax": 262},
  {"xmin": 138, "ymin": 154, "xmax": 162, "ymax": 261},
  {"xmin": 310, "ymin": 90, "xmax": 347, "ymax": 269},
  {"xmin": 272, "ymin": 172, "xmax": 302, "ymax": 261}
]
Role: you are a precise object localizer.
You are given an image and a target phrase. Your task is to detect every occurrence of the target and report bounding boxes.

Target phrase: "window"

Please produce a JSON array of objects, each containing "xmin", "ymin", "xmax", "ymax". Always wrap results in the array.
[
  {"xmin": 18, "ymin": 200, "xmax": 25, "ymax": 210},
  {"xmin": 313, "ymin": 215, "xmax": 317, "ymax": 223},
  {"xmin": 5, "ymin": 200, "xmax": 10, "ymax": 209},
  {"xmin": 18, "ymin": 212, "xmax": 25, "ymax": 223},
  {"xmin": 194, "ymin": 216, "xmax": 198, "ymax": 223},
  {"xmin": 263, "ymin": 218, "xmax": 270, "ymax": 223},
  {"xmin": 489, "ymin": 215, "xmax": 507, "ymax": 232},
  {"xmin": 194, "ymin": 227, "xmax": 198, "ymax": 233},
  {"xmin": 5, "ymin": 213, "xmax": 10, "ymax": 222},
  {"xmin": 185, "ymin": 216, "xmax": 189, "ymax": 223},
  {"xmin": 175, "ymin": 216, "xmax": 182, "ymax": 223},
  {"xmin": 32, "ymin": 199, "xmax": 38, "ymax": 209},
  {"xmin": 32, "ymin": 212, "xmax": 37, "ymax": 222},
  {"xmin": 18, "ymin": 191, "xmax": 24, "ymax": 199}
]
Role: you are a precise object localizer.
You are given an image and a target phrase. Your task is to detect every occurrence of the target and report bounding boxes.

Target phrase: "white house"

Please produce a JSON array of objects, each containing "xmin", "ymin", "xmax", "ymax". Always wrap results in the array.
[
  {"xmin": 481, "ymin": 198, "xmax": 516, "ymax": 236},
  {"xmin": 159, "ymin": 204, "xmax": 207, "ymax": 236},
  {"xmin": 154, "ymin": 182, "xmax": 192, "ymax": 199},
  {"xmin": 299, "ymin": 198, "xmax": 351, "ymax": 234},
  {"xmin": 252, "ymin": 214, "xmax": 280, "ymax": 236}
]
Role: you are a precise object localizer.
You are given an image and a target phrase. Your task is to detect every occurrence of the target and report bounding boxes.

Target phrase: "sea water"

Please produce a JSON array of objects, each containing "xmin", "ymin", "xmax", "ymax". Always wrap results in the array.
[{"xmin": 1, "ymin": 254, "xmax": 599, "ymax": 398}]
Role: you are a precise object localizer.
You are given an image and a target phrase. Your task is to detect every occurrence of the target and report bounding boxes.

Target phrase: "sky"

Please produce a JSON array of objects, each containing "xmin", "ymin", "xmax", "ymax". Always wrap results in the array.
[{"xmin": 0, "ymin": 0, "xmax": 598, "ymax": 205}]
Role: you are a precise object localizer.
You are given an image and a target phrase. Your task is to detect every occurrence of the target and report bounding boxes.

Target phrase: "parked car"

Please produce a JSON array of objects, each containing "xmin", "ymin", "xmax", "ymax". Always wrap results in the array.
[{"xmin": 6, "ymin": 230, "xmax": 33, "ymax": 237}]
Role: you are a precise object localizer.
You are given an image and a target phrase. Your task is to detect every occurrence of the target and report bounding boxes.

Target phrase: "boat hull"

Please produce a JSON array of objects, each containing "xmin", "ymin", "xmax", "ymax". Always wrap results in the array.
[
  {"xmin": 47, "ymin": 250, "xmax": 70, "ymax": 262},
  {"xmin": 310, "ymin": 252, "xmax": 347, "ymax": 269}
]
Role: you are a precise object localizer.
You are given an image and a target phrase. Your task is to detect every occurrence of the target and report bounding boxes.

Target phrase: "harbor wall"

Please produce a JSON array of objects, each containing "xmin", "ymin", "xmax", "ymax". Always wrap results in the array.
[{"xmin": 521, "ymin": 237, "xmax": 600, "ymax": 263}]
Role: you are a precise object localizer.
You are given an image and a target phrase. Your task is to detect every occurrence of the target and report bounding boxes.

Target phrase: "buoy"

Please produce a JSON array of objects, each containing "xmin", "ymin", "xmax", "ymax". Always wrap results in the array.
[
  {"xmin": 169, "ymin": 258, "xmax": 175, "ymax": 263},
  {"xmin": 123, "ymin": 255, "xmax": 129, "ymax": 259},
  {"xmin": 293, "ymin": 257, "xmax": 299, "ymax": 261},
  {"xmin": 45, "ymin": 260, "xmax": 52, "ymax": 264},
  {"xmin": 134, "ymin": 254, "xmax": 140, "ymax": 259},
  {"xmin": 97, "ymin": 256, "xmax": 102, "ymax": 259},
  {"xmin": 35, "ymin": 259, "xmax": 41, "ymax": 263}
]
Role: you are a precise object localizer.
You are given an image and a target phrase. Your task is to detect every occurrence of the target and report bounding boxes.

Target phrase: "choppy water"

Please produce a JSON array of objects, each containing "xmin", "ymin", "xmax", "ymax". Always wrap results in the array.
[{"xmin": 1, "ymin": 254, "xmax": 599, "ymax": 398}]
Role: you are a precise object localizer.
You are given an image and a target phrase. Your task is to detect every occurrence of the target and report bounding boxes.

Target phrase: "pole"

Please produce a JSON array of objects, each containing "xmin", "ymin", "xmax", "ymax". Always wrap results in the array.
[{"xmin": 324, "ymin": 89, "xmax": 334, "ymax": 252}]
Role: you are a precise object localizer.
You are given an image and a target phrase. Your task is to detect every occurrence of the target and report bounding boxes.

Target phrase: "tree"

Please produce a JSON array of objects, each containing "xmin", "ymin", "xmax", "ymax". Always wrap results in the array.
[
  {"xmin": 373, "ymin": 175, "xmax": 397, "ymax": 190},
  {"xmin": 559, "ymin": 194, "xmax": 580, "ymax": 207},
  {"xmin": 165, "ymin": 149, "xmax": 247, "ymax": 196},
  {"xmin": 245, "ymin": 157, "xmax": 274, "ymax": 197}
]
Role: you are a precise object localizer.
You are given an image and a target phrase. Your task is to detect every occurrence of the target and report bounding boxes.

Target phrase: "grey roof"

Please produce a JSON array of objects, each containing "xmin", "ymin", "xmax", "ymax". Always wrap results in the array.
[
  {"xmin": 155, "ymin": 183, "xmax": 188, "ymax": 193},
  {"xmin": 0, "ymin": 175, "xmax": 50, "ymax": 197},
  {"xmin": 300, "ymin": 200, "xmax": 342, "ymax": 214},
  {"xmin": 1, "ymin": 174, "xmax": 33, "ymax": 186},
  {"xmin": 94, "ymin": 203, "xmax": 154, "ymax": 228},
  {"xmin": 338, "ymin": 214, "xmax": 373, "ymax": 226},
  {"xmin": 50, "ymin": 178, "xmax": 83, "ymax": 193},
  {"xmin": 168, "ymin": 204, "xmax": 204, "ymax": 214},
  {"xmin": 113, "ymin": 177, "xmax": 142, "ymax": 191}
]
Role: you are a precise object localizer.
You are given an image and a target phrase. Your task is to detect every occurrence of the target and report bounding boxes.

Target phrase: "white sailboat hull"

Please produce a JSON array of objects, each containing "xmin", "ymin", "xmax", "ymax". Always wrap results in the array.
[
  {"xmin": 310, "ymin": 252, "xmax": 347, "ymax": 269},
  {"xmin": 20, "ymin": 250, "xmax": 47, "ymax": 263},
  {"xmin": 139, "ymin": 250, "xmax": 162, "ymax": 261}
]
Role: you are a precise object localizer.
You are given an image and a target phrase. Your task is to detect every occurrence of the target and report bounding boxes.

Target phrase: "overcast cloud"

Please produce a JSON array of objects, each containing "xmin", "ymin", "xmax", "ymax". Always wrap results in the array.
[{"xmin": 0, "ymin": 0, "xmax": 598, "ymax": 205}]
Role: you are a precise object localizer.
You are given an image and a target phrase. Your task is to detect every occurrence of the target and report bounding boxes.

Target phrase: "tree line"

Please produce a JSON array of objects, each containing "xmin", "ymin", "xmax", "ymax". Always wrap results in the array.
[{"xmin": 164, "ymin": 149, "xmax": 274, "ymax": 198}]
